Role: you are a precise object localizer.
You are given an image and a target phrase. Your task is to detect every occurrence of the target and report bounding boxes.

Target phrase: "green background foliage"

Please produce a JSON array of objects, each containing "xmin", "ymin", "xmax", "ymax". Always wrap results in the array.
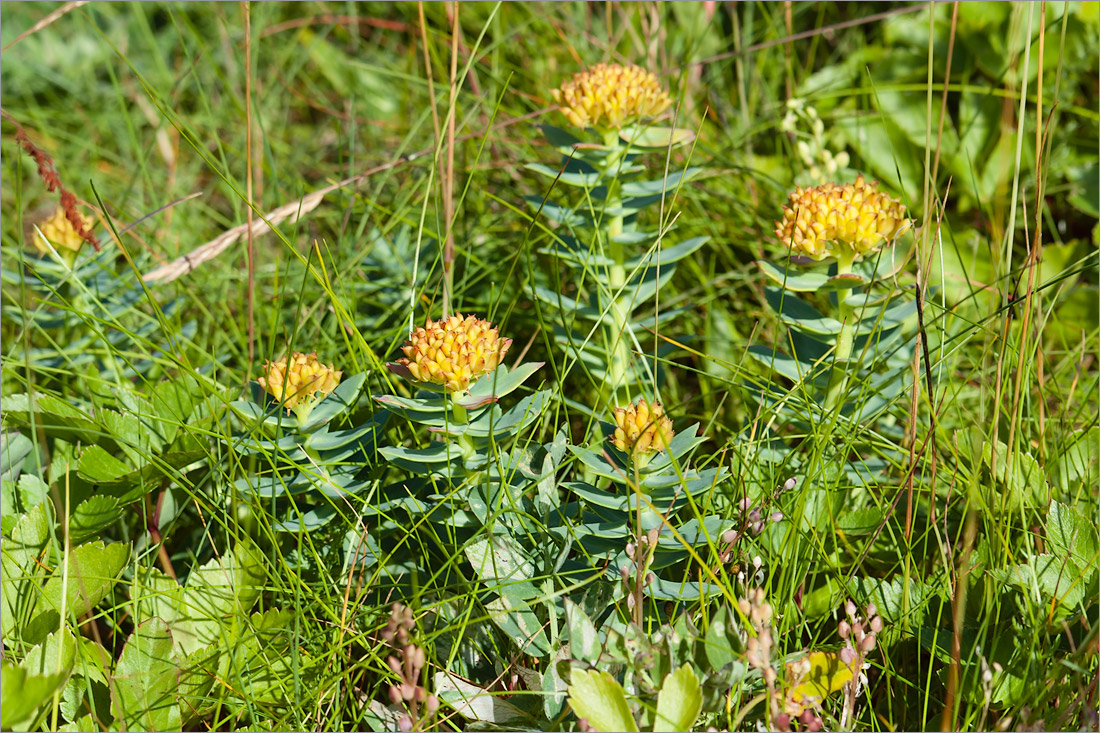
[{"xmin": 1, "ymin": 2, "xmax": 1097, "ymax": 731}]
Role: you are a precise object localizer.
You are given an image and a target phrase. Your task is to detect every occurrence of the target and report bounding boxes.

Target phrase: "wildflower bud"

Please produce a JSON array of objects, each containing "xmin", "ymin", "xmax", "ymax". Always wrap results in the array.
[
  {"xmin": 845, "ymin": 600, "xmax": 858, "ymax": 618},
  {"xmin": 838, "ymin": 620, "xmax": 851, "ymax": 639},
  {"xmin": 739, "ymin": 497, "xmax": 753, "ymax": 512},
  {"xmin": 646, "ymin": 572, "xmax": 656, "ymax": 586},
  {"xmin": 860, "ymin": 635, "xmax": 876, "ymax": 653},
  {"xmin": 774, "ymin": 175, "xmax": 912, "ymax": 261},
  {"xmin": 840, "ymin": 647, "xmax": 856, "ymax": 666},
  {"xmin": 751, "ymin": 521, "xmax": 765, "ymax": 535},
  {"xmin": 764, "ymin": 667, "xmax": 777, "ymax": 684},
  {"xmin": 748, "ymin": 508, "xmax": 761, "ymax": 523},
  {"xmin": 738, "ymin": 598, "xmax": 752, "ymax": 616},
  {"xmin": 403, "ymin": 682, "xmax": 418, "ymax": 701},
  {"xmin": 722, "ymin": 529, "xmax": 738, "ymax": 545},
  {"xmin": 551, "ymin": 63, "xmax": 672, "ymax": 131},
  {"xmin": 783, "ymin": 477, "xmax": 798, "ymax": 491},
  {"xmin": 415, "ymin": 687, "xmax": 427, "ymax": 703},
  {"xmin": 625, "ymin": 542, "xmax": 635, "ymax": 559},
  {"xmin": 770, "ymin": 511, "xmax": 784, "ymax": 523},
  {"xmin": 620, "ymin": 566, "xmax": 630, "ymax": 580},
  {"xmin": 612, "ymin": 399, "xmax": 674, "ymax": 461},
  {"xmin": 870, "ymin": 616, "xmax": 883, "ymax": 634},
  {"xmin": 388, "ymin": 684, "xmax": 403, "ymax": 706},
  {"xmin": 387, "ymin": 656, "xmax": 403, "ymax": 677},
  {"xmin": 753, "ymin": 556, "xmax": 763, "ymax": 570},
  {"xmin": 775, "ymin": 713, "xmax": 791, "ymax": 730},
  {"xmin": 426, "ymin": 694, "xmax": 439, "ymax": 715},
  {"xmin": 258, "ymin": 352, "xmax": 343, "ymax": 417},
  {"xmin": 398, "ymin": 715, "xmax": 413, "ymax": 732},
  {"xmin": 394, "ymin": 314, "xmax": 511, "ymax": 393}
]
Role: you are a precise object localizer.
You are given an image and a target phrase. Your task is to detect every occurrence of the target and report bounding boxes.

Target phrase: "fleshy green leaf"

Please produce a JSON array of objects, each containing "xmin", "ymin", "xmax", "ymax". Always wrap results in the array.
[
  {"xmin": 567, "ymin": 668, "xmax": 638, "ymax": 732},
  {"xmin": 565, "ymin": 598, "xmax": 601, "ymax": 665}
]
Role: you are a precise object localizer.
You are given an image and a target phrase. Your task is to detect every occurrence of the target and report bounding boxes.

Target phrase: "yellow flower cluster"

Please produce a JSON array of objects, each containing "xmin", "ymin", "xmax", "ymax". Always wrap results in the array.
[
  {"xmin": 398, "ymin": 314, "xmax": 512, "ymax": 393},
  {"xmin": 774, "ymin": 175, "xmax": 912, "ymax": 261},
  {"xmin": 259, "ymin": 352, "xmax": 342, "ymax": 411},
  {"xmin": 551, "ymin": 63, "xmax": 672, "ymax": 131},
  {"xmin": 612, "ymin": 399, "xmax": 674, "ymax": 457},
  {"xmin": 31, "ymin": 207, "xmax": 94, "ymax": 259}
]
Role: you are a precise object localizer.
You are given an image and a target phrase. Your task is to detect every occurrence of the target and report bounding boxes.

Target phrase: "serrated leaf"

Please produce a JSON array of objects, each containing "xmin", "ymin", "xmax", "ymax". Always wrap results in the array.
[
  {"xmin": 567, "ymin": 669, "xmax": 638, "ymax": 732},
  {"xmin": 25, "ymin": 541, "xmax": 131, "ymax": 644},
  {"xmin": 1, "ymin": 502, "xmax": 52, "ymax": 640},
  {"xmin": 113, "ymin": 618, "xmax": 182, "ymax": 732},
  {"xmin": 654, "ymin": 664, "xmax": 702, "ymax": 732},
  {"xmin": 77, "ymin": 445, "xmax": 132, "ymax": 483},
  {"xmin": 1047, "ymin": 501, "xmax": 1098, "ymax": 577},
  {"xmin": 0, "ymin": 661, "xmax": 65, "ymax": 730},
  {"xmin": 69, "ymin": 495, "xmax": 122, "ymax": 542}
]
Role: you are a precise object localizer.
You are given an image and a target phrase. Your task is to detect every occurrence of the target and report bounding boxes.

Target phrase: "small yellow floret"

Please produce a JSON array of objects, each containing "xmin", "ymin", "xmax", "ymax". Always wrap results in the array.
[
  {"xmin": 259, "ymin": 352, "xmax": 342, "ymax": 411},
  {"xmin": 612, "ymin": 399, "xmax": 674, "ymax": 457},
  {"xmin": 551, "ymin": 62, "xmax": 672, "ymax": 131},
  {"xmin": 32, "ymin": 207, "xmax": 94, "ymax": 259},
  {"xmin": 774, "ymin": 175, "xmax": 911, "ymax": 261},
  {"xmin": 397, "ymin": 314, "xmax": 512, "ymax": 393}
]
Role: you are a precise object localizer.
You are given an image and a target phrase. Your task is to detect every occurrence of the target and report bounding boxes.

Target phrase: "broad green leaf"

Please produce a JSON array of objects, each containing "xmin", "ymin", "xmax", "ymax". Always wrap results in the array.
[
  {"xmin": 465, "ymin": 362, "xmax": 545, "ymax": 403},
  {"xmin": 434, "ymin": 670, "xmax": 533, "ymax": 724},
  {"xmin": 654, "ymin": 664, "xmax": 702, "ymax": 732},
  {"xmin": 0, "ymin": 661, "xmax": 65, "ymax": 730},
  {"xmin": 565, "ymin": 598, "xmax": 601, "ymax": 664},
  {"xmin": 618, "ymin": 125, "xmax": 695, "ymax": 149},
  {"xmin": 486, "ymin": 593, "xmax": 551, "ymax": 657},
  {"xmin": 113, "ymin": 618, "xmax": 182, "ymax": 732},
  {"xmin": 297, "ymin": 372, "xmax": 367, "ymax": 432},
  {"xmin": 620, "ymin": 167, "xmax": 705, "ymax": 196},
  {"xmin": 25, "ymin": 541, "xmax": 130, "ymax": 644},
  {"xmin": 465, "ymin": 535, "xmax": 535, "ymax": 589},
  {"xmin": 703, "ymin": 605, "xmax": 744, "ymax": 671},
  {"xmin": 567, "ymin": 668, "xmax": 638, "ymax": 732}
]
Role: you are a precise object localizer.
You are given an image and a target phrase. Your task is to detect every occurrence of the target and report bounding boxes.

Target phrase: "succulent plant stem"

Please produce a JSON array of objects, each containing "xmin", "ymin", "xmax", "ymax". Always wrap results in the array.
[
  {"xmin": 602, "ymin": 130, "xmax": 632, "ymax": 406},
  {"xmin": 823, "ymin": 252, "xmax": 857, "ymax": 414}
]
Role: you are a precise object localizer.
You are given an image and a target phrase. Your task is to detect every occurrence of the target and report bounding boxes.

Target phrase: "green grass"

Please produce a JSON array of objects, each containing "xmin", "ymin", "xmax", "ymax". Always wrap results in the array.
[{"xmin": 1, "ymin": 2, "xmax": 1097, "ymax": 732}]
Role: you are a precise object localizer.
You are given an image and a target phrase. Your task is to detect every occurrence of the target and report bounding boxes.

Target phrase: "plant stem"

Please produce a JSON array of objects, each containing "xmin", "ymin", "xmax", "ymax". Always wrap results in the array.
[
  {"xmin": 602, "ymin": 130, "xmax": 631, "ymax": 406},
  {"xmin": 823, "ymin": 253, "xmax": 857, "ymax": 413}
]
